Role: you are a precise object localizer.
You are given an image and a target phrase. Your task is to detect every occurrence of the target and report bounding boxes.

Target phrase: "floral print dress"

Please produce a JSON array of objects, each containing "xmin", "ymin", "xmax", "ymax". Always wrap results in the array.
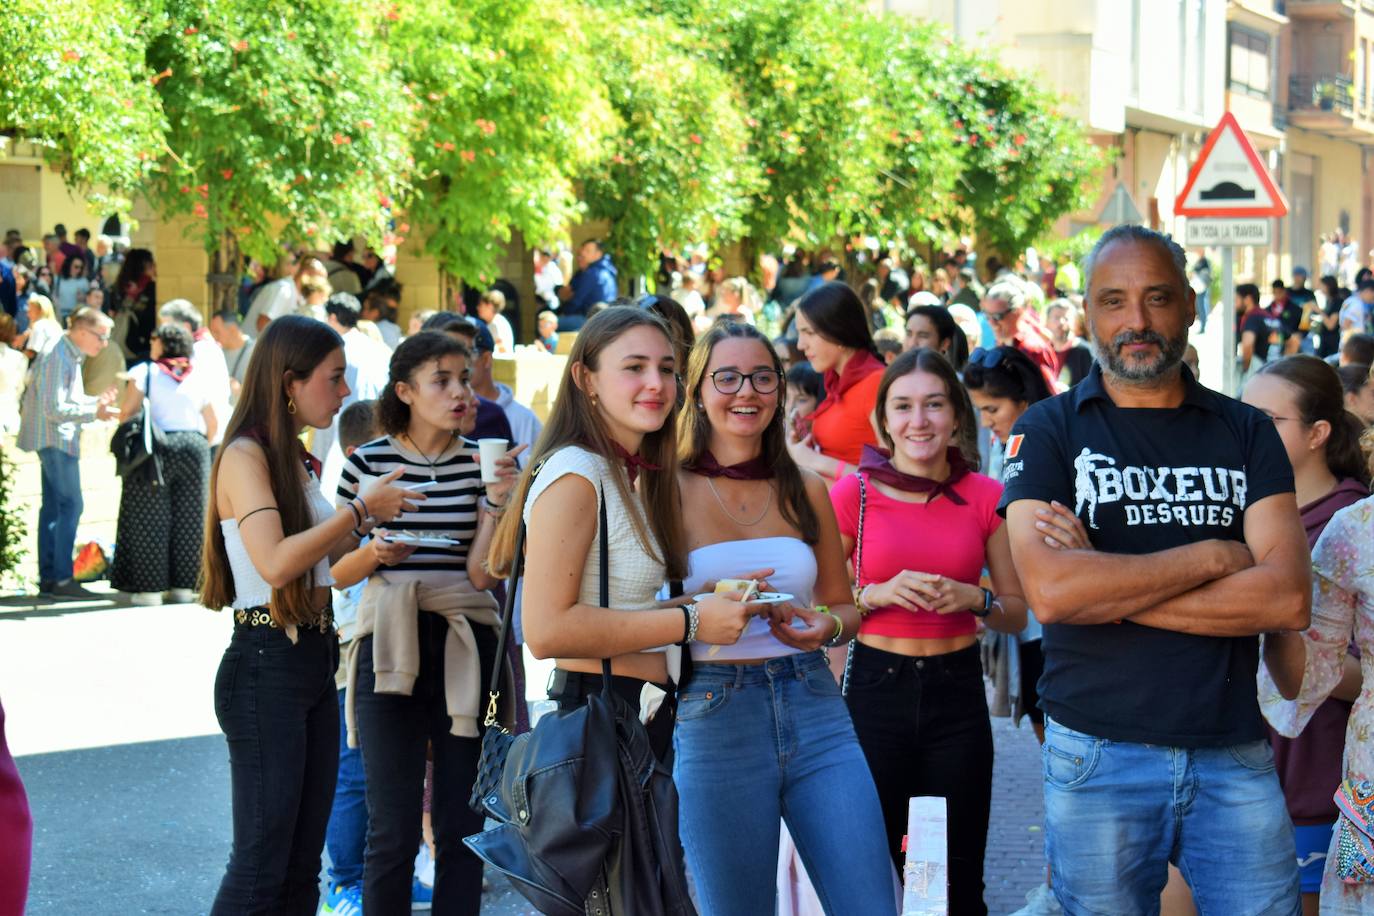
[{"xmin": 1261, "ymin": 496, "xmax": 1374, "ymax": 913}]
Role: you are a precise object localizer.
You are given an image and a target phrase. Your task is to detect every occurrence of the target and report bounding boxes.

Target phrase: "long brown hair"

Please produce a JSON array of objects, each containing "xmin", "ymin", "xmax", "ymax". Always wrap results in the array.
[
  {"xmin": 1257, "ymin": 355, "xmax": 1371, "ymax": 487},
  {"xmin": 487, "ymin": 308, "xmax": 688, "ymax": 581},
  {"xmin": 201, "ymin": 316, "xmax": 345, "ymax": 626},
  {"xmin": 678, "ymin": 321, "xmax": 820, "ymax": 544},
  {"xmin": 872, "ymin": 348, "xmax": 981, "ymax": 471}
]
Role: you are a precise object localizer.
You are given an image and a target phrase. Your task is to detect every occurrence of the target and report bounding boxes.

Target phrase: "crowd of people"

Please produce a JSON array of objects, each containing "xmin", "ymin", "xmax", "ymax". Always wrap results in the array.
[{"xmin": 8, "ymin": 218, "xmax": 1374, "ymax": 916}]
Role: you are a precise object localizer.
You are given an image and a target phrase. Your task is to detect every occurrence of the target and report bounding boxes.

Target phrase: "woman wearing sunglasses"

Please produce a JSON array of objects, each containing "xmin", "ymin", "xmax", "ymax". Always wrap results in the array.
[
  {"xmin": 963, "ymin": 345, "xmax": 1055, "ymax": 742},
  {"xmin": 673, "ymin": 321, "xmax": 894, "ymax": 915}
]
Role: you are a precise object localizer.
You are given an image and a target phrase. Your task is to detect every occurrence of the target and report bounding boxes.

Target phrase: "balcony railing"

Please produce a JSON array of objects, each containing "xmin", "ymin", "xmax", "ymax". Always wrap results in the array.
[{"xmin": 1289, "ymin": 73, "xmax": 1354, "ymax": 115}]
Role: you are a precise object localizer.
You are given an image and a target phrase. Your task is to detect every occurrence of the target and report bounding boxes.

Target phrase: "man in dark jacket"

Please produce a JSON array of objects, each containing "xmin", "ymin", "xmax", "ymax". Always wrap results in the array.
[{"xmin": 557, "ymin": 240, "xmax": 618, "ymax": 331}]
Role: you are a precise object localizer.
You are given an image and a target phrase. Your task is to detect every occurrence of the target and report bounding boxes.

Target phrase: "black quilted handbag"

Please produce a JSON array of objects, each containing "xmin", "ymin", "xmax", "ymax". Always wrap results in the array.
[{"xmin": 468, "ymin": 457, "xmax": 546, "ymax": 815}]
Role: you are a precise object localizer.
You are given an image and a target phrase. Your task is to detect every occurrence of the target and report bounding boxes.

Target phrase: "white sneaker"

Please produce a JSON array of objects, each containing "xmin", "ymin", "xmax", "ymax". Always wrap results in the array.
[
  {"xmin": 130, "ymin": 591, "xmax": 164, "ymax": 606},
  {"xmin": 1009, "ymin": 883, "xmax": 1062, "ymax": 916},
  {"xmin": 168, "ymin": 588, "xmax": 198, "ymax": 605},
  {"xmin": 414, "ymin": 841, "xmax": 436, "ymax": 887}
]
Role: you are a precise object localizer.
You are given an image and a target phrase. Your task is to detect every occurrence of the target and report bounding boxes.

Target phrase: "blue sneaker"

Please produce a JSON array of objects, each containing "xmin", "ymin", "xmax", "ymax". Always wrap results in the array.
[
  {"xmin": 318, "ymin": 882, "xmax": 363, "ymax": 916},
  {"xmin": 411, "ymin": 875, "xmax": 433, "ymax": 910}
]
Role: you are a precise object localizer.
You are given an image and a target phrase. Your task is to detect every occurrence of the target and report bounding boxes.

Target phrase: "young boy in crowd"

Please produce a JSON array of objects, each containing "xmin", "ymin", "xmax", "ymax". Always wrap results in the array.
[{"xmin": 535, "ymin": 310, "xmax": 559, "ymax": 353}]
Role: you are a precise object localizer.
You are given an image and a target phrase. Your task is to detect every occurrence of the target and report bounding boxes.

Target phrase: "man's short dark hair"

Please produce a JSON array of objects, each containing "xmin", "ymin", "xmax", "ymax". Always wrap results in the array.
[
  {"xmin": 421, "ymin": 311, "xmax": 476, "ymax": 337},
  {"xmin": 1083, "ymin": 224, "xmax": 1187, "ymax": 293},
  {"xmin": 324, "ymin": 292, "xmax": 362, "ymax": 328},
  {"xmin": 75, "ymin": 228, "xmax": 90, "ymax": 242},
  {"xmin": 54, "ymin": 223, "xmax": 68, "ymax": 238},
  {"xmin": 212, "ymin": 309, "xmax": 240, "ymax": 327},
  {"xmin": 1358, "ymin": 280, "xmax": 1374, "ymax": 294},
  {"xmin": 1343, "ymin": 334, "xmax": 1374, "ymax": 367},
  {"xmin": 339, "ymin": 400, "xmax": 379, "ymax": 452},
  {"xmin": 332, "ymin": 240, "xmax": 355, "ymax": 261},
  {"xmin": 1236, "ymin": 283, "xmax": 1261, "ymax": 305},
  {"xmin": 1271, "ymin": 279, "xmax": 1286, "ymax": 290}
]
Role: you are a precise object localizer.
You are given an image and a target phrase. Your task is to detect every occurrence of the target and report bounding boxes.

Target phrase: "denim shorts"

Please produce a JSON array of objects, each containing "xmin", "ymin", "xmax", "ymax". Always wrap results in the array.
[{"xmin": 1042, "ymin": 716, "xmax": 1300, "ymax": 916}]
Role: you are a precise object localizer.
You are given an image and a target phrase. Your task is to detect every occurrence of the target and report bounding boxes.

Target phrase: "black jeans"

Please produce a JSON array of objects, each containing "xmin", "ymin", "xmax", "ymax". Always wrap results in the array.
[
  {"xmin": 353, "ymin": 614, "xmax": 497, "ymax": 916},
  {"xmin": 845, "ymin": 641, "xmax": 993, "ymax": 916},
  {"xmin": 211, "ymin": 622, "xmax": 340, "ymax": 916}
]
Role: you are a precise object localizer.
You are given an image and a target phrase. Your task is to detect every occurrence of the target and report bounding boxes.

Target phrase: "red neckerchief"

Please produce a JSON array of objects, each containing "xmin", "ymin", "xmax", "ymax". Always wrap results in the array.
[
  {"xmin": 685, "ymin": 449, "xmax": 774, "ymax": 480},
  {"xmin": 857, "ymin": 444, "xmax": 969, "ymax": 505},
  {"xmin": 155, "ymin": 357, "xmax": 194, "ymax": 383},
  {"xmin": 241, "ymin": 426, "xmax": 323, "ymax": 479},
  {"xmin": 610, "ymin": 441, "xmax": 660, "ymax": 486},
  {"xmin": 807, "ymin": 350, "xmax": 885, "ymax": 422},
  {"xmin": 193, "ymin": 327, "xmax": 212, "ymax": 343}
]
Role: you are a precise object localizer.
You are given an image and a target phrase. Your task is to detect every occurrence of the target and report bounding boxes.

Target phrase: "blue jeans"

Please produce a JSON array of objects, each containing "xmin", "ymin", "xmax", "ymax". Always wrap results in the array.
[
  {"xmin": 1042, "ymin": 716, "xmax": 1300, "ymax": 916},
  {"xmin": 673, "ymin": 651, "xmax": 896, "ymax": 916},
  {"xmin": 324, "ymin": 687, "xmax": 366, "ymax": 888},
  {"xmin": 36, "ymin": 448, "xmax": 82, "ymax": 583}
]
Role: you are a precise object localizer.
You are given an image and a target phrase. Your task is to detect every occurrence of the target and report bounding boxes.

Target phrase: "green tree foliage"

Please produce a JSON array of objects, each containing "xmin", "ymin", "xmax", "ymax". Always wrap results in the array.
[
  {"xmin": 577, "ymin": 7, "xmax": 763, "ymax": 278},
  {"xmin": 651, "ymin": 0, "xmax": 891, "ymax": 250},
  {"xmin": 390, "ymin": 0, "xmax": 616, "ymax": 284},
  {"xmin": 937, "ymin": 44, "xmax": 1107, "ymax": 256},
  {"xmin": 0, "ymin": 0, "xmax": 164, "ymax": 213},
  {"xmin": 143, "ymin": 0, "xmax": 411, "ymax": 266}
]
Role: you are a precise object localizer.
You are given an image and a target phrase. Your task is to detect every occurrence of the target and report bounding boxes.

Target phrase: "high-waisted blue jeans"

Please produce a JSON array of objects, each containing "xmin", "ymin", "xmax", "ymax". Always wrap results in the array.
[{"xmin": 673, "ymin": 650, "xmax": 896, "ymax": 916}]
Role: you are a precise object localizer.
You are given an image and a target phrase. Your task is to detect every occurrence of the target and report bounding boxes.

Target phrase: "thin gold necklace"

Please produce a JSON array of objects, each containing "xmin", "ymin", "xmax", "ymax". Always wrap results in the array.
[
  {"xmin": 706, "ymin": 477, "xmax": 773, "ymax": 526},
  {"xmin": 402, "ymin": 431, "xmax": 457, "ymax": 481}
]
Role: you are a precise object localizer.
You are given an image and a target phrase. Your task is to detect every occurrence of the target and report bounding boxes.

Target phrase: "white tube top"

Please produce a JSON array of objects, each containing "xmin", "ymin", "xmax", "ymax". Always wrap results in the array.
[
  {"xmin": 681, "ymin": 536, "xmax": 816, "ymax": 661},
  {"xmin": 220, "ymin": 475, "xmax": 336, "ymax": 609}
]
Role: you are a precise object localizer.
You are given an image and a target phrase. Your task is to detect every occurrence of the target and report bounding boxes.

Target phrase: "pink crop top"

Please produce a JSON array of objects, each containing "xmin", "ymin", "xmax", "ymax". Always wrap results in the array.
[{"xmin": 830, "ymin": 470, "xmax": 1004, "ymax": 640}]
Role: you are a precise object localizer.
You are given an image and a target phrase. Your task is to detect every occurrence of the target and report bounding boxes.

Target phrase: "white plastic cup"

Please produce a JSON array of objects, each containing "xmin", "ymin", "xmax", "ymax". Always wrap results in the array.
[{"xmin": 478, "ymin": 438, "xmax": 507, "ymax": 483}]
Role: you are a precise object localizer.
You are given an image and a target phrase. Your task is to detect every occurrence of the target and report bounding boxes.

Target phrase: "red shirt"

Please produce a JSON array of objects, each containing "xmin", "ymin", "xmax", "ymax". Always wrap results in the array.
[
  {"xmin": 831, "ymin": 470, "xmax": 1004, "ymax": 639},
  {"xmin": 810, "ymin": 369, "xmax": 881, "ymax": 467}
]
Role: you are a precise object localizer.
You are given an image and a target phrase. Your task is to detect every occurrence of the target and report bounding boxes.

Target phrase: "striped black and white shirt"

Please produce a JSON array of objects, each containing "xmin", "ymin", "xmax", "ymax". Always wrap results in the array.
[{"xmin": 337, "ymin": 435, "xmax": 482, "ymax": 574}]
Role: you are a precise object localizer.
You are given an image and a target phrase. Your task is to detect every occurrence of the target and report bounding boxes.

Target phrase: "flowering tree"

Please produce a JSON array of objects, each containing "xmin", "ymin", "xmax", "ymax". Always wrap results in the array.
[
  {"xmin": 143, "ymin": 0, "xmax": 411, "ymax": 284},
  {"xmin": 387, "ymin": 0, "xmax": 616, "ymax": 285},
  {"xmin": 577, "ymin": 7, "xmax": 763, "ymax": 278},
  {"xmin": 0, "ymin": 0, "xmax": 164, "ymax": 214}
]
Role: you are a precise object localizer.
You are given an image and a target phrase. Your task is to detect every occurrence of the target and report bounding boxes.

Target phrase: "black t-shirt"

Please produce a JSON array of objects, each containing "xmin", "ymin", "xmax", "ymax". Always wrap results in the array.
[
  {"xmin": 996, "ymin": 364, "xmax": 1294, "ymax": 747},
  {"xmin": 1319, "ymin": 298, "xmax": 1342, "ymax": 358},
  {"xmin": 1240, "ymin": 307, "xmax": 1281, "ymax": 363},
  {"xmin": 1276, "ymin": 297, "xmax": 1306, "ymax": 338}
]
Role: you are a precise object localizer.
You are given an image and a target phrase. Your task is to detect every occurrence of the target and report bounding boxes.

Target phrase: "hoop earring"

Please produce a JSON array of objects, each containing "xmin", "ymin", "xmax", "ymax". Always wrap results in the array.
[{"xmin": 287, "ymin": 398, "xmax": 297, "ymax": 415}]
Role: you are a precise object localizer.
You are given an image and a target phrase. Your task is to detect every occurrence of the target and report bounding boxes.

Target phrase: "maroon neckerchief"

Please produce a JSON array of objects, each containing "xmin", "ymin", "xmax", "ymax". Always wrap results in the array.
[
  {"xmin": 155, "ymin": 357, "xmax": 194, "ymax": 383},
  {"xmin": 610, "ymin": 441, "xmax": 660, "ymax": 486},
  {"xmin": 685, "ymin": 449, "xmax": 775, "ymax": 480},
  {"xmin": 193, "ymin": 327, "xmax": 212, "ymax": 344},
  {"xmin": 857, "ymin": 444, "xmax": 969, "ymax": 506},
  {"xmin": 807, "ymin": 350, "xmax": 885, "ymax": 422},
  {"xmin": 241, "ymin": 425, "xmax": 323, "ymax": 479}
]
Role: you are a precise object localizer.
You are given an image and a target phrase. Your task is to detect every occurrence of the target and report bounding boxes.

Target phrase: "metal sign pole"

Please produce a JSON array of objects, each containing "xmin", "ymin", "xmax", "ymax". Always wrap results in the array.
[{"xmin": 1221, "ymin": 246, "xmax": 1236, "ymax": 397}]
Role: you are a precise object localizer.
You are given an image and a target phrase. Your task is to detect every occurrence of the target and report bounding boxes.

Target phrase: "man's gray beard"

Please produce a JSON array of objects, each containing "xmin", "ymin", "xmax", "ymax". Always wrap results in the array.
[{"xmin": 1088, "ymin": 328, "xmax": 1188, "ymax": 385}]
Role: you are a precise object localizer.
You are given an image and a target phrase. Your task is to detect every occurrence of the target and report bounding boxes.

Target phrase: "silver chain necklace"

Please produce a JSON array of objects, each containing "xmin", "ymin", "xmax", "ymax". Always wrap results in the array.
[
  {"xmin": 403, "ymin": 432, "xmax": 457, "ymax": 481},
  {"xmin": 706, "ymin": 477, "xmax": 774, "ymax": 527}
]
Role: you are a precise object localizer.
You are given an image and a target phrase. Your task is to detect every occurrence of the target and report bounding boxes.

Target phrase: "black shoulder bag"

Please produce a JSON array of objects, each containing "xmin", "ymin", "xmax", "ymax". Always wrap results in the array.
[
  {"xmin": 465, "ymin": 472, "xmax": 695, "ymax": 916},
  {"xmin": 110, "ymin": 363, "xmax": 166, "ymax": 485}
]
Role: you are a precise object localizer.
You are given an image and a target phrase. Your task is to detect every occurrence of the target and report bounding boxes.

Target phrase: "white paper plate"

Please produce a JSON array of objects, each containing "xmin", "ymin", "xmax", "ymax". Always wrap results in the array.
[
  {"xmin": 693, "ymin": 592, "xmax": 795, "ymax": 605},
  {"xmin": 384, "ymin": 534, "xmax": 460, "ymax": 547}
]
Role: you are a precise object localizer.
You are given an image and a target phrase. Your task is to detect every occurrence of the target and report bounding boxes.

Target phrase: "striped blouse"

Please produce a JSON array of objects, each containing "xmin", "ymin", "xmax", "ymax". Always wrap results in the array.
[{"xmin": 336, "ymin": 435, "xmax": 482, "ymax": 574}]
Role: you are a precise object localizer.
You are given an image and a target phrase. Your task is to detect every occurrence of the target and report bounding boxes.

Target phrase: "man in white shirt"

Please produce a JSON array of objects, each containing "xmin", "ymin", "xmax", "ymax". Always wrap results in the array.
[
  {"xmin": 317, "ymin": 292, "xmax": 392, "ymax": 494},
  {"xmin": 159, "ymin": 299, "xmax": 230, "ymax": 446},
  {"xmin": 243, "ymin": 256, "xmax": 331, "ymax": 333},
  {"xmin": 532, "ymin": 247, "xmax": 563, "ymax": 311},
  {"xmin": 476, "ymin": 288, "xmax": 515, "ymax": 354},
  {"xmin": 362, "ymin": 282, "xmax": 403, "ymax": 349}
]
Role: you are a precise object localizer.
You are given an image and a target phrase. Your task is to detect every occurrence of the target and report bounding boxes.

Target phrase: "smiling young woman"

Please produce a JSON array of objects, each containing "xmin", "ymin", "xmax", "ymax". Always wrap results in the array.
[
  {"xmin": 832, "ymin": 347, "xmax": 1027, "ymax": 915},
  {"xmin": 671, "ymin": 321, "xmax": 896, "ymax": 914}
]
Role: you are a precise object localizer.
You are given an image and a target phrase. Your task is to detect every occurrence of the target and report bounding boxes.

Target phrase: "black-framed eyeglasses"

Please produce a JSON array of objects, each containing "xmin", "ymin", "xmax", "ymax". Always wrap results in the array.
[
  {"xmin": 709, "ymin": 368, "xmax": 780, "ymax": 395},
  {"xmin": 983, "ymin": 308, "xmax": 1013, "ymax": 322},
  {"xmin": 968, "ymin": 347, "xmax": 1011, "ymax": 370}
]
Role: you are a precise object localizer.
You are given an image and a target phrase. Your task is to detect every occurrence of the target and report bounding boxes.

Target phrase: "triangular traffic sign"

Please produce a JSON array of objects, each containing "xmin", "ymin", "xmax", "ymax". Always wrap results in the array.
[
  {"xmin": 1175, "ymin": 111, "xmax": 1287, "ymax": 218},
  {"xmin": 1099, "ymin": 183, "xmax": 1144, "ymax": 226}
]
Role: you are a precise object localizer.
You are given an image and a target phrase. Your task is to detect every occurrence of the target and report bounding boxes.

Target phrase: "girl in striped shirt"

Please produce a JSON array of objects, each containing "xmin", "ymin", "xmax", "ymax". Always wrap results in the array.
[{"xmin": 334, "ymin": 331, "xmax": 520, "ymax": 916}]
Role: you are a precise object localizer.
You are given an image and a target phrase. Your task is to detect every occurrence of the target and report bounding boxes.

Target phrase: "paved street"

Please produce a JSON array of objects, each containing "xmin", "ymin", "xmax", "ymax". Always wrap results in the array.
[{"xmin": 4, "ymin": 587, "xmax": 1046, "ymax": 915}]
